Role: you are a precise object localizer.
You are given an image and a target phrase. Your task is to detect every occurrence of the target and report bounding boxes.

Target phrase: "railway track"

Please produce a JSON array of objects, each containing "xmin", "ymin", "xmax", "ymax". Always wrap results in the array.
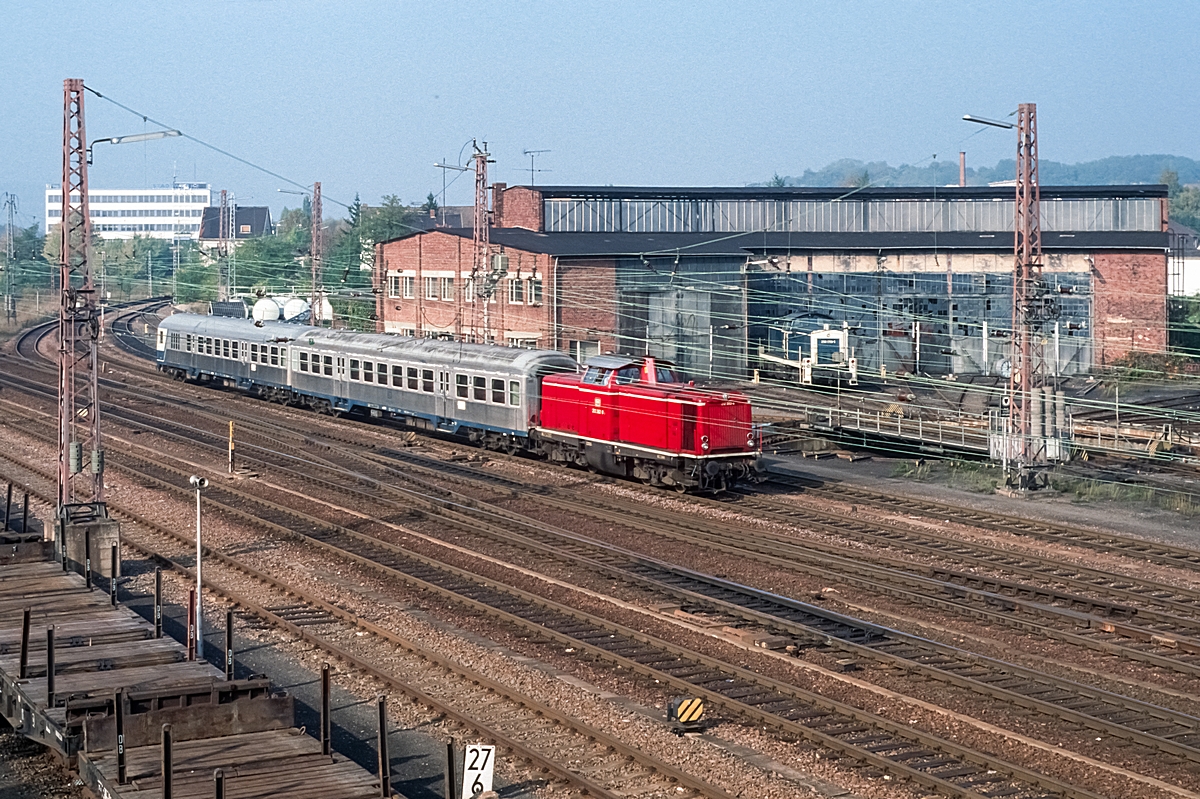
[
  {"xmin": 770, "ymin": 475, "xmax": 1200, "ymax": 571},
  {"xmin": 0, "ymin": 452, "xmax": 743, "ymax": 799},
  {"xmin": 12, "ymin": 313, "xmax": 1200, "ymax": 795},
  {"xmin": 11, "ymin": 362, "xmax": 1200, "ymax": 777},
  {"xmin": 0, "ymin": 409, "xmax": 1105, "ymax": 799}
]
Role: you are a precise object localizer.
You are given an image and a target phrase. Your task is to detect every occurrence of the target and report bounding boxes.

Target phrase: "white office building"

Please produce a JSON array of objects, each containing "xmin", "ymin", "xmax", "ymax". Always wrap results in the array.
[{"xmin": 44, "ymin": 183, "xmax": 211, "ymax": 240}]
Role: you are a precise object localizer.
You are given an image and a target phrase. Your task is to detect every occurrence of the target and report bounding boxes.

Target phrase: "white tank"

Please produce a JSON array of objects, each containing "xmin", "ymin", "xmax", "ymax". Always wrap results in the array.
[
  {"xmin": 282, "ymin": 298, "xmax": 310, "ymax": 321},
  {"xmin": 252, "ymin": 298, "xmax": 281, "ymax": 322}
]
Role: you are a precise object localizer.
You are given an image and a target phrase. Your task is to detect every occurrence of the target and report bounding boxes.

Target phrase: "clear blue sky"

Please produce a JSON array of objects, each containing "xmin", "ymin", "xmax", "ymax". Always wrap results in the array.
[{"xmin": 2, "ymin": 0, "xmax": 1196, "ymax": 226}]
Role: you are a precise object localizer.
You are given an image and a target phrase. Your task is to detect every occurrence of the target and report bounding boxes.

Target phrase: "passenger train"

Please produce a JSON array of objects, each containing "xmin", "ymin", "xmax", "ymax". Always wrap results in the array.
[{"xmin": 156, "ymin": 314, "xmax": 761, "ymax": 491}]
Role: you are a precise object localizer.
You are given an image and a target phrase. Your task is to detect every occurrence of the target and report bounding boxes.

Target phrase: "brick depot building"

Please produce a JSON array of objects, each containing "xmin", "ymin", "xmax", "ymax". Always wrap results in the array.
[{"xmin": 374, "ymin": 184, "xmax": 1169, "ymax": 379}]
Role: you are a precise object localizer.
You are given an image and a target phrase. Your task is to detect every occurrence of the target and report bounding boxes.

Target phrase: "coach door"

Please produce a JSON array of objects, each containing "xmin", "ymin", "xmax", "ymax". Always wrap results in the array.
[{"xmin": 436, "ymin": 370, "xmax": 450, "ymax": 422}]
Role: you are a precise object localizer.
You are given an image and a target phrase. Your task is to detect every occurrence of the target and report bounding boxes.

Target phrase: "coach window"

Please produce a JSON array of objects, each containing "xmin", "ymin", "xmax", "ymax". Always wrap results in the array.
[
  {"xmin": 267, "ymin": 346, "xmax": 276, "ymax": 366},
  {"xmin": 421, "ymin": 368, "xmax": 434, "ymax": 392},
  {"xmin": 491, "ymin": 378, "xmax": 505, "ymax": 404},
  {"xmin": 472, "ymin": 376, "xmax": 486, "ymax": 401},
  {"xmin": 299, "ymin": 352, "xmax": 309, "ymax": 372},
  {"xmin": 185, "ymin": 334, "xmax": 193, "ymax": 352},
  {"xmin": 349, "ymin": 359, "xmax": 360, "ymax": 380},
  {"xmin": 206, "ymin": 337, "xmax": 214, "ymax": 355},
  {"xmin": 232, "ymin": 341, "xmax": 240, "ymax": 359},
  {"xmin": 455, "ymin": 374, "xmax": 468, "ymax": 399},
  {"xmin": 323, "ymin": 355, "xmax": 333, "ymax": 376},
  {"xmin": 405, "ymin": 366, "xmax": 417, "ymax": 390},
  {"xmin": 391, "ymin": 364, "xmax": 403, "ymax": 387},
  {"xmin": 363, "ymin": 361, "xmax": 374, "ymax": 383},
  {"xmin": 222, "ymin": 340, "xmax": 230, "ymax": 359},
  {"xmin": 508, "ymin": 380, "xmax": 521, "ymax": 406}
]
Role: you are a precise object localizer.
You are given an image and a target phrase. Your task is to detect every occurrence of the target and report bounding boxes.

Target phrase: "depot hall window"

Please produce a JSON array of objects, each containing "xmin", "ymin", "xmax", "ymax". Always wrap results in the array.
[
  {"xmin": 402, "ymin": 276, "xmax": 415, "ymax": 299},
  {"xmin": 507, "ymin": 278, "xmax": 524, "ymax": 305},
  {"xmin": 387, "ymin": 275, "xmax": 401, "ymax": 298},
  {"xmin": 424, "ymin": 277, "xmax": 438, "ymax": 300},
  {"xmin": 441, "ymin": 277, "xmax": 454, "ymax": 300}
]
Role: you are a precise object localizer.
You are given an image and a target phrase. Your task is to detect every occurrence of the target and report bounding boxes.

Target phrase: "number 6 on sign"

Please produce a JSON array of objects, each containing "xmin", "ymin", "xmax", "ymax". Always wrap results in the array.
[{"xmin": 461, "ymin": 744, "xmax": 496, "ymax": 799}]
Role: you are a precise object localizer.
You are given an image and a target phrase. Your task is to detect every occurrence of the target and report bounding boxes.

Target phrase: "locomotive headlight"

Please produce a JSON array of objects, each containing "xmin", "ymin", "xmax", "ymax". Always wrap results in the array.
[{"xmin": 700, "ymin": 435, "xmax": 710, "ymax": 451}]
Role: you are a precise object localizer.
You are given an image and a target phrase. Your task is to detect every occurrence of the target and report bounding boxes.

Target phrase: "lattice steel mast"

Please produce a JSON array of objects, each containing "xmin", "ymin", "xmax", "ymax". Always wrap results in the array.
[
  {"xmin": 1008, "ymin": 103, "xmax": 1047, "ymax": 490},
  {"xmin": 217, "ymin": 189, "xmax": 229, "ymax": 301},
  {"xmin": 311, "ymin": 181, "xmax": 323, "ymax": 325},
  {"xmin": 58, "ymin": 79, "xmax": 104, "ymax": 507},
  {"xmin": 471, "ymin": 141, "xmax": 496, "ymax": 341},
  {"xmin": 3, "ymin": 193, "xmax": 16, "ymax": 321}
]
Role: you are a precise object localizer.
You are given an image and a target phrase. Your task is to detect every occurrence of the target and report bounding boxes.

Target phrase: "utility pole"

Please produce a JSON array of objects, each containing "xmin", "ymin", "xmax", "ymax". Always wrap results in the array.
[
  {"xmin": 471, "ymin": 141, "xmax": 497, "ymax": 342},
  {"xmin": 3, "ymin": 193, "xmax": 16, "ymax": 321},
  {"xmin": 227, "ymin": 195, "xmax": 237, "ymax": 299},
  {"xmin": 146, "ymin": 251, "xmax": 152, "ymax": 297},
  {"xmin": 58, "ymin": 79, "xmax": 105, "ymax": 507},
  {"xmin": 217, "ymin": 190, "xmax": 229, "ymax": 301},
  {"xmin": 1008, "ymin": 102, "xmax": 1049, "ymax": 491},
  {"xmin": 311, "ymin": 181, "xmax": 323, "ymax": 325},
  {"xmin": 171, "ymin": 236, "xmax": 181, "ymax": 298}
]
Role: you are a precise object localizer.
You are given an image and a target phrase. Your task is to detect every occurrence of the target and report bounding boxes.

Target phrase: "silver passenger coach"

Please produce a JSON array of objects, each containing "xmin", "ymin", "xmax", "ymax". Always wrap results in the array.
[{"xmin": 157, "ymin": 314, "xmax": 578, "ymax": 445}]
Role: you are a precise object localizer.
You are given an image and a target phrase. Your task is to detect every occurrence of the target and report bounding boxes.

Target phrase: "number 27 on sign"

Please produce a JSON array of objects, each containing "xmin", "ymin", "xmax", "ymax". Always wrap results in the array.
[{"xmin": 461, "ymin": 744, "xmax": 496, "ymax": 799}]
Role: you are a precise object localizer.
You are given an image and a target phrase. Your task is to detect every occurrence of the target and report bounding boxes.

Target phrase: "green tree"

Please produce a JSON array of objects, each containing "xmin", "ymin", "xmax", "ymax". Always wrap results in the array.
[
  {"xmin": 1163, "ymin": 169, "xmax": 1200, "ymax": 230},
  {"xmin": 767, "ymin": 173, "xmax": 787, "ymax": 188}
]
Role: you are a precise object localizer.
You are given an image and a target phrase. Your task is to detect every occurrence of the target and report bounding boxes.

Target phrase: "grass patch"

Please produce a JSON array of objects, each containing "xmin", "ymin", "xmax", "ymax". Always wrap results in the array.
[{"xmin": 1048, "ymin": 473, "xmax": 1199, "ymax": 516}]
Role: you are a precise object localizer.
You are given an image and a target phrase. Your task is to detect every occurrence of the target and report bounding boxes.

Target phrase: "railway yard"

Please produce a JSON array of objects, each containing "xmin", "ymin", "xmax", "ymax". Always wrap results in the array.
[{"xmin": 3, "ymin": 303, "xmax": 1200, "ymax": 799}]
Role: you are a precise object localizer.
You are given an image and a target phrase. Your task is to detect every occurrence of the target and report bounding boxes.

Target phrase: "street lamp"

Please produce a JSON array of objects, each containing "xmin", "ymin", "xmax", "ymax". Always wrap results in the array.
[
  {"xmin": 188, "ymin": 475, "xmax": 209, "ymax": 659},
  {"xmin": 87, "ymin": 129, "xmax": 181, "ymax": 164}
]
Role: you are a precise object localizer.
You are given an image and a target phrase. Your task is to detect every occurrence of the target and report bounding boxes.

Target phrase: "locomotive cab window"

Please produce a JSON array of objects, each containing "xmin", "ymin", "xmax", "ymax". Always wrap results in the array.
[
  {"xmin": 491, "ymin": 378, "xmax": 505, "ymax": 404},
  {"xmin": 614, "ymin": 366, "xmax": 639, "ymax": 385},
  {"xmin": 582, "ymin": 367, "xmax": 607, "ymax": 385},
  {"xmin": 456, "ymin": 374, "xmax": 468, "ymax": 399},
  {"xmin": 421, "ymin": 369, "xmax": 434, "ymax": 392},
  {"xmin": 508, "ymin": 381, "xmax": 520, "ymax": 406},
  {"xmin": 657, "ymin": 367, "xmax": 679, "ymax": 383},
  {"xmin": 472, "ymin": 376, "xmax": 486, "ymax": 401}
]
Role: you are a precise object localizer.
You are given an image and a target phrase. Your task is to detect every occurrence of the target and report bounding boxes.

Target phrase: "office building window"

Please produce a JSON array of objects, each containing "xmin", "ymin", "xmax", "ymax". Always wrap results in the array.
[
  {"xmin": 508, "ymin": 278, "xmax": 524, "ymax": 304},
  {"xmin": 388, "ymin": 275, "xmax": 401, "ymax": 298},
  {"xmin": 441, "ymin": 277, "xmax": 454, "ymax": 300},
  {"xmin": 402, "ymin": 276, "xmax": 414, "ymax": 298}
]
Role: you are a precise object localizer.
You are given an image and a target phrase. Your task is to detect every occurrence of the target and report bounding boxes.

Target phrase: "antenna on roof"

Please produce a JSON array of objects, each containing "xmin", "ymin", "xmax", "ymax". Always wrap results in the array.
[{"xmin": 522, "ymin": 149, "xmax": 551, "ymax": 186}]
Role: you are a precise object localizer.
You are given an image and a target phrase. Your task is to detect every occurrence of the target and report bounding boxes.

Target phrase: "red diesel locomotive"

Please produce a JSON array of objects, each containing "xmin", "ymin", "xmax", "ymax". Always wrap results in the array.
[{"xmin": 534, "ymin": 355, "xmax": 761, "ymax": 491}]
